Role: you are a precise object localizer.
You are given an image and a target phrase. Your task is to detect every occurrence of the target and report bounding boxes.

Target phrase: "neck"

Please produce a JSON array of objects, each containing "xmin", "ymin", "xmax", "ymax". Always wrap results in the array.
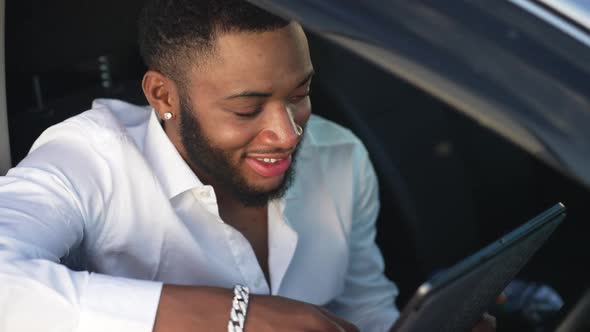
[
  {"xmin": 187, "ymin": 161, "xmax": 268, "ymax": 226},
  {"xmin": 217, "ymin": 191, "xmax": 268, "ymax": 228}
]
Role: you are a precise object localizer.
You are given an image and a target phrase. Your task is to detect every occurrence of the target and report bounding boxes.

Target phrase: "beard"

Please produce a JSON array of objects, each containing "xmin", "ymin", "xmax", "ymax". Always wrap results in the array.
[{"xmin": 178, "ymin": 96, "xmax": 300, "ymax": 207}]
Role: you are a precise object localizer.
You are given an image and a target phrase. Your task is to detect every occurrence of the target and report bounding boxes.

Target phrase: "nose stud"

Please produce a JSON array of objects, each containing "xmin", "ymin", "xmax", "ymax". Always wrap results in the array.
[{"xmin": 295, "ymin": 124, "xmax": 303, "ymax": 136}]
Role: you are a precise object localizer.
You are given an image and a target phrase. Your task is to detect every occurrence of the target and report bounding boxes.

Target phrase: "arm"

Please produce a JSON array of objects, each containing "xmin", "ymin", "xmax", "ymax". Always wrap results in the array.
[
  {"xmin": 0, "ymin": 133, "xmax": 162, "ymax": 332},
  {"xmin": 315, "ymin": 139, "xmax": 495, "ymax": 332},
  {"xmin": 153, "ymin": 285, "xmax": 360, "ymax": 332},
  {"xmin": 324, "ymin": 143, "xmax": 400, "ymax": 332}
]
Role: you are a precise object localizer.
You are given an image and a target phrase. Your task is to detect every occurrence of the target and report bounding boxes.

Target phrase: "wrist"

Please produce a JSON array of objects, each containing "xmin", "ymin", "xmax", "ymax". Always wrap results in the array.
[{"xmin": 228, "ymin": 285, "xmax": 250, "ymax": 332}]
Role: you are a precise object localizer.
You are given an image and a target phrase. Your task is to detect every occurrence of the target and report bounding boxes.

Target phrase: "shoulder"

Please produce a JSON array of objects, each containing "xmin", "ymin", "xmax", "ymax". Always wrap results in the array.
[
  {"xmin": 300, "ymin": 115, "xmax": 378, "ymax": 197},
  {"xmin": 16, "ymin": 99, "xmax": 155, "ymax": 219},
  {"xmin": 20, "ymin": 99, "xmax": 153, "ymax": 192},
  {"xmin": 296, "ymin": 115, "xmax": 375, "ymax": 203},
  {"xmin": 301, "ymin": 115, "xmax": 370, "ymax": 171},
  {"xmin": 304, "ymin": 115, "xmax": 365, "ymax": 151},
  {"xmin": 31, "ymin": 99, "xmax": 150, "ymax": 150},
  {"xmin": 294, "ymin": 116, "xmax": 379, "ymax": 238}
]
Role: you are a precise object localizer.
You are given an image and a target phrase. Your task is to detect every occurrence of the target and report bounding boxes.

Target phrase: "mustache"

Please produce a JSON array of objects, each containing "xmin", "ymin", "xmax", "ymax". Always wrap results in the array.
[{"xmin": 242, "ymin": 136, "xmax": 305, "ymax": 157}]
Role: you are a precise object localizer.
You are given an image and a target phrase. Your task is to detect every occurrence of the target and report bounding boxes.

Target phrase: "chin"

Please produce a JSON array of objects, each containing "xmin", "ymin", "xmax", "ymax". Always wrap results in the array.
[{"xmin": 248, "ymin": 175, "xmax": 286, "ymax": 191}]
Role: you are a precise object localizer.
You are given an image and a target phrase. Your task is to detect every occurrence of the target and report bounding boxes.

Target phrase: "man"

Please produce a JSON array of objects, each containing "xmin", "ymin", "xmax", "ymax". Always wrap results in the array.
[{"xmin": 0, "ymin": 0, "xmax": 494, "ymax": 331}]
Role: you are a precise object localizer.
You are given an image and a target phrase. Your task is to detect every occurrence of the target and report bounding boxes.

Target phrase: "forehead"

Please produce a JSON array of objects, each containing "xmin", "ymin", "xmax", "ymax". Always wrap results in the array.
[{"xmin": 189, "ymin": 23, "xmax": 313, "ymax": 94}]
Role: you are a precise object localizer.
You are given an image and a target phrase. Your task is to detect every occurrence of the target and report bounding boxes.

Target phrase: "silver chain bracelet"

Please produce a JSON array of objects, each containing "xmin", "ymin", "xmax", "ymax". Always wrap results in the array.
[{"xmin": 228, "ymin": 285, "xmax": 250, "ymax": 332}]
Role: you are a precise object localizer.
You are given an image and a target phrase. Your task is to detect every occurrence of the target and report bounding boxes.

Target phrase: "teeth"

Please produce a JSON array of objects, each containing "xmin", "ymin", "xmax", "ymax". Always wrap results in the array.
[{"xmin": 256, "ymin": 158, "xmax": 281, "ymax": 163}]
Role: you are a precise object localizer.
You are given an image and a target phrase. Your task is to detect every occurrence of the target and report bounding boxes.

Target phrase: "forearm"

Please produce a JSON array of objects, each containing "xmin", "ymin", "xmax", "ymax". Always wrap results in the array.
[
  {"xmin": 154, "ymin": 285, "xmax": 360, "ymax": 332},
  {"xmin": 154, "ymin": 285, "xmax": 232, "ymax": 332},
  {"xmin": 0, "ymin": 172, "xmax": 164, "ymax": 331},
  {"xmin": 0, "ymin": 253, "xmax": 162, "ymax": 332}
]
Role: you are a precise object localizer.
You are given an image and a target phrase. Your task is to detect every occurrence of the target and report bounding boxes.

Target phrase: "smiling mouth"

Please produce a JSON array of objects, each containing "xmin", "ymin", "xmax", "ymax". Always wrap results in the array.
[
  {"xmin": 254, "ymin": 157, "xmax": 283, "ymax": 163},
  {"xmin": 245, "ymin": 155, "xmax": 292, "ymax": 177}
]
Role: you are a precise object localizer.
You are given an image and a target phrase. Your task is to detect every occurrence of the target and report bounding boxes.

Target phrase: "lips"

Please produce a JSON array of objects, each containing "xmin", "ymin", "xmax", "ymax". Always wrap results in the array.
[{"xmin": 245, "ymin": 155, "xmax": 292, "ymax": 177}]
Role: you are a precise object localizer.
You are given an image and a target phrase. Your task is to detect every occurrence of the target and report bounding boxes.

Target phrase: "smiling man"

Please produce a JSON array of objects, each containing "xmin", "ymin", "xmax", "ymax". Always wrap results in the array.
[{"xmin": 0, "ymin": 1, "xmax": 495, "ymax": 332}]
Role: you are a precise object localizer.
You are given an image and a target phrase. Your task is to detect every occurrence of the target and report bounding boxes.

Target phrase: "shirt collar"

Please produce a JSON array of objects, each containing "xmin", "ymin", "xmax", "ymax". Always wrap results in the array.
[{"xmin": 143, "ymin": 109, "xmax": 203, "ymax": 199}]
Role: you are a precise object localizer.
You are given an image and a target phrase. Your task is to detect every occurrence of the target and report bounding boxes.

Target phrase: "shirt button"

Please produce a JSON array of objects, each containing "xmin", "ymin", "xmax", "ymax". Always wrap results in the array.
[{"xmin": 198, "ymin": 190, "xmax": 209, "ymax": 198}]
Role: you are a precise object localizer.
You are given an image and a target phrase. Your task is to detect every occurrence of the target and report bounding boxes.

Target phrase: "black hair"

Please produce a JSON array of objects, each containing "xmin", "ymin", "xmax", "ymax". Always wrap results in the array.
[{"xmin": 138, "ymin": 0, "xmax": 289, "ymax": 86}]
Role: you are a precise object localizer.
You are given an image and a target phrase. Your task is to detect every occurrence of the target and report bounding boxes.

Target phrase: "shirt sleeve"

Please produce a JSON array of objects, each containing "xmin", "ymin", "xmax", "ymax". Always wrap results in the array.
[
  {"xmin": 324, "ymin": 142, "xmax": 400, "ymax": 332},
  {"xmin": 0, "ymin": 127, "xmax": 163, "ymax": 332}
]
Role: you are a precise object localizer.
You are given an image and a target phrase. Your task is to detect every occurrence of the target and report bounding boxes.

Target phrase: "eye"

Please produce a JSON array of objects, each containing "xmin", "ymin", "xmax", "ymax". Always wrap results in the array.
[
  {"xmin": 234, "ymin": 108, "xmax": 262, "ymax": 118},
  {"xmin": 290, "ymin": 89, "xmax": 312, "ymax": 103}
]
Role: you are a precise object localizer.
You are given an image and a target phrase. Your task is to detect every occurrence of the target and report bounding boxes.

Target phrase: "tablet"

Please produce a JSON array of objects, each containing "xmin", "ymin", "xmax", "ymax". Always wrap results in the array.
[{"xmin": 391, "ymin": 202, "xmax": 566, "ymax": 332}]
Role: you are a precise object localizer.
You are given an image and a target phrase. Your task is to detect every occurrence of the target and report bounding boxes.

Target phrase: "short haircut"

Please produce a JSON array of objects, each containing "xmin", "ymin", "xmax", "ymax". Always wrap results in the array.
[{"xmin": 138, "ymin": 0, "xmax": 290, "ymax": 87}]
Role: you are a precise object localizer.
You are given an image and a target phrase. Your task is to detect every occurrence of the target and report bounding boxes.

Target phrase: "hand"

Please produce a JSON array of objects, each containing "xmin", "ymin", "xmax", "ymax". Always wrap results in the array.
[
  {"xmin": 154, "ymin": 285, "xmax": 359, "ymax": 332},
  {"xmin": 470, "ymin": 290, "xmax": 505, "ymax": 332},
  {"xmin": 471, "ymin": 312, "xmax": 496, "ymax": 332}
]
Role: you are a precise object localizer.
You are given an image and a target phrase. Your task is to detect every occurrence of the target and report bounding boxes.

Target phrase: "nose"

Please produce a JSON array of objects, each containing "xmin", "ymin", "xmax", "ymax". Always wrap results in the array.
[{"xmin": 259, "ymin": 102, "xmax": 301, "ymax": 148}]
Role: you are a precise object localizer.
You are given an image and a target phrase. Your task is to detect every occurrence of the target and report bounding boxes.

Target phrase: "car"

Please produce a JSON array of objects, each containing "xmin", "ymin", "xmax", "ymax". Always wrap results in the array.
[{"xmin": 2, "ymin": 0, "xmax": 590, "ymax": 331}]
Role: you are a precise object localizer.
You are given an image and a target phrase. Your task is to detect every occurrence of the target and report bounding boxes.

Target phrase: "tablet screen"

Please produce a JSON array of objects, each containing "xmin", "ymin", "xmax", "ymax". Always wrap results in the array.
[{"xmin": 391, "ymin": 203, "xmax": 565, "ymax": 332}]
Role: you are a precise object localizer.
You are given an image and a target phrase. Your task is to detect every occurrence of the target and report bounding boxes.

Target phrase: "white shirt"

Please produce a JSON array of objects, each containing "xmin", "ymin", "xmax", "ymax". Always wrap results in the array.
[{"xmin": 0, "ymin": 99, "xmax": 399, "ymax": 332}]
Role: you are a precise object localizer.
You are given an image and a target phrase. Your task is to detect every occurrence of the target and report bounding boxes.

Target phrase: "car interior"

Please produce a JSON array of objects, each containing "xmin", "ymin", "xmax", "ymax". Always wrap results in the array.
[{"xmin": 5, "ymin": 1, "xmax": 590, "ymax": 331}]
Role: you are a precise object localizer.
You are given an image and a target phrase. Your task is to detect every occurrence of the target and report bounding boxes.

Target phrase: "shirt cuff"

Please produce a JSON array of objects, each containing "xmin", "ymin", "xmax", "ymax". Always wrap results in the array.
[{"xmin": 77, "ymin": 273, "xmax": 163, "ymax": 332}]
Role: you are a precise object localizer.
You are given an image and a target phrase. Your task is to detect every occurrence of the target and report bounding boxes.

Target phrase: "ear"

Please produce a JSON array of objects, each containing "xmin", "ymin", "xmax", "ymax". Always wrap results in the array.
[{"xmin": 142, "ymin": 70, "xmax": 180, "ymax": 121}]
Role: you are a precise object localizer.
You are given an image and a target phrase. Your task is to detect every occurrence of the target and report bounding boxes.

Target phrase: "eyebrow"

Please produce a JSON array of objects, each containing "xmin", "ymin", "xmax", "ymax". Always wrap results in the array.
[{"xmin": 223, "ymin": 70, "xmax": 315, "ymax": 100}]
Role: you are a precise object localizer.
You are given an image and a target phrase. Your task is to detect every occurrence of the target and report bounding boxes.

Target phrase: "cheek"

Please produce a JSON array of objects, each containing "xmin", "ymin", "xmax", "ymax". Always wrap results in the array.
[{"xmin": 208, "ymin": 121, "xmax": 259, "ymax": 152}]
